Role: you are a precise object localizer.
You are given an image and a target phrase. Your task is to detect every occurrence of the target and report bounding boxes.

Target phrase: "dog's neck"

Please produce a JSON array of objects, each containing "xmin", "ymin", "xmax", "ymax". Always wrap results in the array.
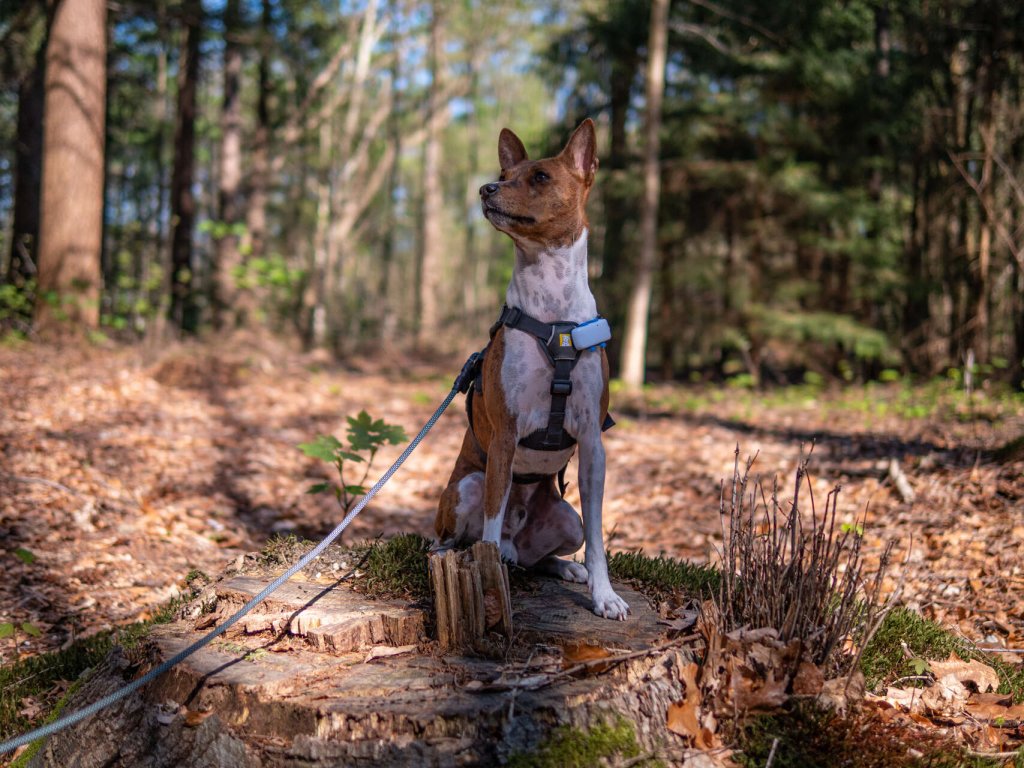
[{"xmin": 505, "ymin": 229, "xmax": 598, "ymax": 324}]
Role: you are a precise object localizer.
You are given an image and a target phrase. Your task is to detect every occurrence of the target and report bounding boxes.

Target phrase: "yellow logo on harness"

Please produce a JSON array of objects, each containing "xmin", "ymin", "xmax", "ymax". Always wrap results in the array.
[{"xmin": 559, "ymin": 333, "xmax": 573, "ymax": 347}]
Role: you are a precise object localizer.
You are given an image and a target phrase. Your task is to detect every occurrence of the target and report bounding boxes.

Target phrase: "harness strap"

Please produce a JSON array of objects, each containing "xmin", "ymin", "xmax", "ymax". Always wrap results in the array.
[{"xmin": 494, "ymin": 304, "xmax": 584, "ymax": 451}]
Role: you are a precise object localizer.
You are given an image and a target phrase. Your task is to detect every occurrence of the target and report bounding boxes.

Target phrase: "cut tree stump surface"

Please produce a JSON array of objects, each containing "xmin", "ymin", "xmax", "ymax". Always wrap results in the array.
[{"xmin": 32, "ymin": 556, "xmax": 694, "ymax": 767}]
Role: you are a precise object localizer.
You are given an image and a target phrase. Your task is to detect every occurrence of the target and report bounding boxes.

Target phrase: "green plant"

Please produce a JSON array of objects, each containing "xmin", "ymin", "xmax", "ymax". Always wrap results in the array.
[
  {"xmin": 507, "ymin": 716, "xmax": 656, "ymax": 768},
  {"xmin": 299, "ymin": 410, "xmax": 408, "ymax": 513}
]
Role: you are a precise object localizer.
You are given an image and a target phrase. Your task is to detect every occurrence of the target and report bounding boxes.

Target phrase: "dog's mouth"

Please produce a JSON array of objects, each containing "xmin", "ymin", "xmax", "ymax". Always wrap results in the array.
[{"xmin": 483, "ymin": 203, "xmax": 536, "ymax": 225}]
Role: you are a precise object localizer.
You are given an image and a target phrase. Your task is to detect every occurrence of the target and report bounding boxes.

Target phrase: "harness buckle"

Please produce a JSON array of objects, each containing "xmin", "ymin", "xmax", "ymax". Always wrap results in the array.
[{"xmin": 550, "ymin": 379, "xmax": 573, "ymax": 396}]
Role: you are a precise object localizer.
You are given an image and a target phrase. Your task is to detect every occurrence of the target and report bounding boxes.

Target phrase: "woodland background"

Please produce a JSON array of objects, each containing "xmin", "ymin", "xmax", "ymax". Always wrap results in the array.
[{"xmin": 1, "ymin": 0, "xmax": 1023, "ymax": 389}]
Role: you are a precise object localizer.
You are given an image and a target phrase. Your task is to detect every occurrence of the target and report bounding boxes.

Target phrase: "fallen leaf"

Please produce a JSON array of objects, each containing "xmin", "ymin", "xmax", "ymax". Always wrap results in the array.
[
  {"xmin": 792, "ymin": 661, "xmax": 825, "ymax": 696},
  {"xmin": 668, "ymin": 661, "xmax": 710, "ymax": 748},
  {"xmin": 667, "ymin": 700, "xmax": 703, "ymax": 743},
  {"xmin": 562, "ymin": 642, "xmax": 613, "ymax": 672},
  {"xmin": 928, "ymin": 654, "xmax": 1000, "ymax": 693},
  {"xmin": 183, "ymin": 708, "xmax": 213, "ymax": 727}
]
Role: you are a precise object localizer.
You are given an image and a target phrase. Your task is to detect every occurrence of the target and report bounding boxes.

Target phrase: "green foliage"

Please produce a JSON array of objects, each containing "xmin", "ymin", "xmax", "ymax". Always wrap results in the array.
[
  {"xmin": 0, "ymin": 281, "xmax": 35, "ymax": 328},
  {"xmin": 507, "ymin": 717, "xmax": 655, "ymax": 768},
  {"xmin": 12, "ymin": 548, "xmax": 36, "ymax": 565},
  {"xmin": 299, "ymin": 410, "xmax": 408, "ymax": 512},
  {"xmin": 606, "ymin": 550, "xmax": 719, "ymax": 601}
]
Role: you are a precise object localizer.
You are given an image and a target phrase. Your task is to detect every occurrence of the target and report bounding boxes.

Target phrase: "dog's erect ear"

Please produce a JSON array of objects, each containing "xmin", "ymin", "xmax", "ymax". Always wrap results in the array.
[
  {"xmin": 560, "ymin": 119, "xmax": 598, "ymax": 183},
  {"xmin": 498, "ymin": 128, "xmax": 528, "ymax": 171}
]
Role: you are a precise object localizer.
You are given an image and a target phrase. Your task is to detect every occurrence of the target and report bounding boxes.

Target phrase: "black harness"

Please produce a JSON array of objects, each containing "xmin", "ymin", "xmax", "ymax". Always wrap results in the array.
[{"xmin": 457, "ymin": 305, "xmax": 614, "ymax": 490}]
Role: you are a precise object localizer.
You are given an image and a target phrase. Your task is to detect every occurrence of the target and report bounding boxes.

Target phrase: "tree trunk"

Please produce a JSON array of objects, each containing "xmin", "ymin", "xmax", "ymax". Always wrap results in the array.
[
  {"xmin": 168, "ymin": 0, "xmax": 202, "ymax": 334},
  {"xmin": 31, "ymin": 554, "xmax": 688, "ymax": 767},
  {"xmin": 416, "ymin": 1, "xmax": 447, "ymax": 349},
  {"xmin": 214, "ymin": 0, "xmax": 244, "ymax": 329},
  {"xmin": 243, "ymin": 0, "xmax": 271, "ymax": 265},
  {"xmin": 621, "ymin": 0, "xmax": 669, "ymax": 390},
  {"xmin": 34, "ymin": 0, "xmax": 107, "ymax": 332},
  {"xmin": 8, "ymin": 28, "xmax": 46, "ymax": 285}
]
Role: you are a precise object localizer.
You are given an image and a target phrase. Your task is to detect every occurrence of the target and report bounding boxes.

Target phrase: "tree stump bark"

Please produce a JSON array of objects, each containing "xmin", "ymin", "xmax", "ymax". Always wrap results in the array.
[
  {"xmin": 30, "ymin": 546, "xmax": 695, "ymax": 767},
  {"xmin": 429, "ymin": 542, "xmax": 512, "ymax": 651}
]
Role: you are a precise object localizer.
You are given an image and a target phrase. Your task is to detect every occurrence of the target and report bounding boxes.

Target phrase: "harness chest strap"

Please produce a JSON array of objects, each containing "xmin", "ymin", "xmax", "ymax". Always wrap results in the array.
[{"xmin": 490, "ymin": 304, "xmax": 613, "ymax": 451}]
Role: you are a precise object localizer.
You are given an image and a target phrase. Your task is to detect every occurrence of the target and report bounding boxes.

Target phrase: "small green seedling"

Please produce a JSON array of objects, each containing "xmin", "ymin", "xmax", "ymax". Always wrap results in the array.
[
  {"xmin": 1, "ymin": 621, "xmax": 42, "ymax": 662},
  {"xmin": 907, "ymin": 657, "xmax": 929, "ymax": 675},
  {"xmin": 13, "ymin": 548, "xmax": 36, "ymax": 565},
  {"xmin": 299, "ymin": 410, "xmax": 407, "ymax": 513}
]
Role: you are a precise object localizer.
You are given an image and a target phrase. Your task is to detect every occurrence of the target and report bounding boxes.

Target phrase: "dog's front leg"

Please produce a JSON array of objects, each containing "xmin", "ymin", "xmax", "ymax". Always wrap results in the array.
[
  {"xmin": 578, "ymin": 433, "xmax": 630, "ymax": 620},
  {"xmin": 482, "ymin": 429, "xmax": 518, "ymax": 563}
]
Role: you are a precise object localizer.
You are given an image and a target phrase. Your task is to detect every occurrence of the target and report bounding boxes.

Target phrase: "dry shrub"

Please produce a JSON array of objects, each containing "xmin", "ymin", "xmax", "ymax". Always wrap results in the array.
[{"xmin": 714, "ymin": 447, "xmax": 895, "ymax": 679}]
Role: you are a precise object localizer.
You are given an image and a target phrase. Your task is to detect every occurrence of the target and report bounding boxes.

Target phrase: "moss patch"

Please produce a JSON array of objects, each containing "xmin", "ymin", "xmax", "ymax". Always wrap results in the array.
[
  {"xmin": 607, "ymin": 550, "xmax": 719, "ymax": 602},
  {"xmin": 507, "ymin": 716, "xmax": 659, "ymax": 768},
  {"xmin": 733, "ymin": 700, "xmax": 1015, "ymax": 768},
  {"xmin": 0, "ymin": 589, "xmax": 189, "ymax": 745},
  {"xmin": 862, "ymin": 608, "xmax": 1024, "ymax": 702},
  {"xmin": 358, "ymin": 533, "xmax": 431, "ymax": 601}
]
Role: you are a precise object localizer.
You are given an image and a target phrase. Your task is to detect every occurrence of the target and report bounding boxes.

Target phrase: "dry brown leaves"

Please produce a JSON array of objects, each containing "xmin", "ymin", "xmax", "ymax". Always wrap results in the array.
[{"xmin": 867, "ymin": 653, "xmax": 1024, "ymax": 755}]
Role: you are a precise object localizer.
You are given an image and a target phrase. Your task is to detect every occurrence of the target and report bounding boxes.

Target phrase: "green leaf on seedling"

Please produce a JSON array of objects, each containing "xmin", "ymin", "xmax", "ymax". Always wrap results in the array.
[
  {"xmin": 0, "ymin": 622, "xmax": 14, "ymax": 639},
  {"xmin": 344, "ymin": 484, "xmax": 367, "ymax": 496},
  {"xmin": 306, "ymin": 482, "xmax": 333, "ymax": 495},
  {"xmin": 21, "ymin": 622, "xmax": 41, "ymax": 637},
  {"xmin": 908, "ymin": 657, "xmax": 929, "ymax": 675},
  {"xmin": 346, "ymin": 410, "xmax": 407, "ymax": 452},
  {"xmin": 840, "ymin": 523, "xmax": 864, "ymax": 536},
  {"xmin": 14, "ymin": 547, "xmax": 36, "ymax": 564},
  {"xmin": 298, "ymin": 435, "xmax": 344, "ymax": 462},
  {"xmin": 335, "ymin": 450, "xmax": 365, "ymax": 464}
]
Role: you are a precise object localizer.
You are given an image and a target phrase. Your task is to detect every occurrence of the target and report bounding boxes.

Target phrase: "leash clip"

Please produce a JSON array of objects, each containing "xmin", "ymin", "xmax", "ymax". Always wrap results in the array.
[{"xmin": 454, "ymin": 351, "xmax": 484, "ymax": 394}]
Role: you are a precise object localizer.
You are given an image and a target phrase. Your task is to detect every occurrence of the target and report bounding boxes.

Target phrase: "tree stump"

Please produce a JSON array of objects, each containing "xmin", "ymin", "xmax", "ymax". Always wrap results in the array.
[
  {"xmin": 429, "ymin": 542, "xmax": 512, "ymax": 651},
  {"xmin": 30, "ymin": 546, "xmax": 696, "ymax": 767}
]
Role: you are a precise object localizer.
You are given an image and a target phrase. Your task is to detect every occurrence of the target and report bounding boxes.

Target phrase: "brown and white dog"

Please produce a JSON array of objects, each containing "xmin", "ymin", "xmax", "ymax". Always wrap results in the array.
[{"xmin": 434, "ymin": 119, "xmax": 630, "ymax": 621}]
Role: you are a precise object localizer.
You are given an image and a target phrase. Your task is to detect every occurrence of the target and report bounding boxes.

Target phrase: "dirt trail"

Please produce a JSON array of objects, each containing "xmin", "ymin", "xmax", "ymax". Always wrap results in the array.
[{"xmin": 1, "ymin": 339, "xmax": 1021, "ymax": 664}]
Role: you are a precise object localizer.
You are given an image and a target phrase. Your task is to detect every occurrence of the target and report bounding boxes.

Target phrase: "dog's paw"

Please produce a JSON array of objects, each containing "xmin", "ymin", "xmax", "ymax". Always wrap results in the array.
[
  {"xmin": 499, "ymin": 539, "xmax": 519, "ymax": 564},
  {"xmin": 591, "ymin": 588, "xmax": 630, "ymax": 621},
  {"xmin": 540, "ymin": 556, "xmax": 588, "ymax": 583}
]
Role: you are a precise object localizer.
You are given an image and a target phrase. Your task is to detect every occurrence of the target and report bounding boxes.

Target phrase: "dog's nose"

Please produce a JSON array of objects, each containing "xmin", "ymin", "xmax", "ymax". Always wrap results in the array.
[{"xmin": 480, "ymin": 182, "xmax": 499, "ymax": 198}]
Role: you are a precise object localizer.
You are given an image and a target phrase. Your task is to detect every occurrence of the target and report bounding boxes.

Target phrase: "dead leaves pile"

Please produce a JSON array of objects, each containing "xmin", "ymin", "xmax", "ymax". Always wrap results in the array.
[
  {"xmin": 663, "ymin": 620, "xmax": 865, "ymax": 766},
  {"xmin": 868, "ymin": 653, "xmax": 1024, "ymax": 756}
]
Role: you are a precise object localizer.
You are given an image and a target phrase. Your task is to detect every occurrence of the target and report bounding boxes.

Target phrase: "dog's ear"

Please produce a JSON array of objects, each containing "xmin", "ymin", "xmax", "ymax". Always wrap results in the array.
[
  {"xmin": 498, "ymin": 128, "xmax": 528, "ymax": 171},
  {"xmin": 561, "ymin": 119, "xmax": 598, "ymax": 184}
]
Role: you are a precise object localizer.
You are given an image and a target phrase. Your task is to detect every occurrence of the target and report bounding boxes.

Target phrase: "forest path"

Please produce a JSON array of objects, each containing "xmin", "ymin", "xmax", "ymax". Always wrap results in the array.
[{"xmin": 1, "ymin": 338, "xmax": 1021, "ymax": 664}]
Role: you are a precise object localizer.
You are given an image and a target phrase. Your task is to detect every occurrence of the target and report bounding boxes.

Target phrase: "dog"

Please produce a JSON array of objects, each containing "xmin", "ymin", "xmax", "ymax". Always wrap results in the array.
[{"xmin": 435, "ymin": 119, "xmax": 629, "ymax": 621}]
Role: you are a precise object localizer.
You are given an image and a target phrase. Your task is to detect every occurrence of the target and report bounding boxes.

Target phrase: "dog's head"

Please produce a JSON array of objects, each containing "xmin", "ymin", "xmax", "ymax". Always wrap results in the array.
[{"xmin": 479, "ymin": 119, "xmax": 598, "ymax": 253}]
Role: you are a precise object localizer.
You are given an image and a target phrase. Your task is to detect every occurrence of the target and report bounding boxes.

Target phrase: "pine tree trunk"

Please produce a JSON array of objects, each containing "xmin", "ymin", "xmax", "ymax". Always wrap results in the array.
[
  {"xmin": 621, "ymin": 0, "xmax": 669, "ymax": 390},
  {"xmin": 416, "ymin": 1, "xmax": 447, "ymax": 349},
  {"xmin": 34, "ymin": 0, "xmax": 107, "ymax": 331},
  {"xmin": 243, "ymin": 0, "xmax": 271, "ymax": 265},
  {"xmin": 214, "ymin": 0, "xmax": 243, "ymax": 329},
  {"xmin": 168, "ymin": 0, "xmax": 202, "ymax": 334},
  {"xmin": 8, "ymin": 28, "xmax": 46, "ymax": 285}
]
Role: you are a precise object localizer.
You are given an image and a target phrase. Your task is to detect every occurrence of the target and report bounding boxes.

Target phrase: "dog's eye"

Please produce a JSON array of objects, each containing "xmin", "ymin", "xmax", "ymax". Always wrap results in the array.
[{"xmin": 533, "ymin": 170, "xmax": 549, "ymax": 183}]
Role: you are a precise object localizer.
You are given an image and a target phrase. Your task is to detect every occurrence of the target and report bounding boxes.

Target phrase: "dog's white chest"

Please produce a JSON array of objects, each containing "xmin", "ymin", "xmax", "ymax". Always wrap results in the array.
[{"xmin": 500, "ymin": 230, "xmax": 605, "ymax": 449}]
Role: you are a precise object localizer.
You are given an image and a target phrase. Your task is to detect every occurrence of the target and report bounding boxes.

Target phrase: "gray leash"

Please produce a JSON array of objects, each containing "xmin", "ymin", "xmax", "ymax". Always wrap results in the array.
[{"xmin": 0, "ymin": 362, "xmax": 475, "ymax": 756}]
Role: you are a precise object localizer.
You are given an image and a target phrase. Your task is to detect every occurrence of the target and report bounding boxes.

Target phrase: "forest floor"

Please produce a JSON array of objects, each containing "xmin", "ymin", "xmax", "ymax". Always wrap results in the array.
[{"xmin": 1, "ymin": 334, "xmax": 1022, "ymax": 755}]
